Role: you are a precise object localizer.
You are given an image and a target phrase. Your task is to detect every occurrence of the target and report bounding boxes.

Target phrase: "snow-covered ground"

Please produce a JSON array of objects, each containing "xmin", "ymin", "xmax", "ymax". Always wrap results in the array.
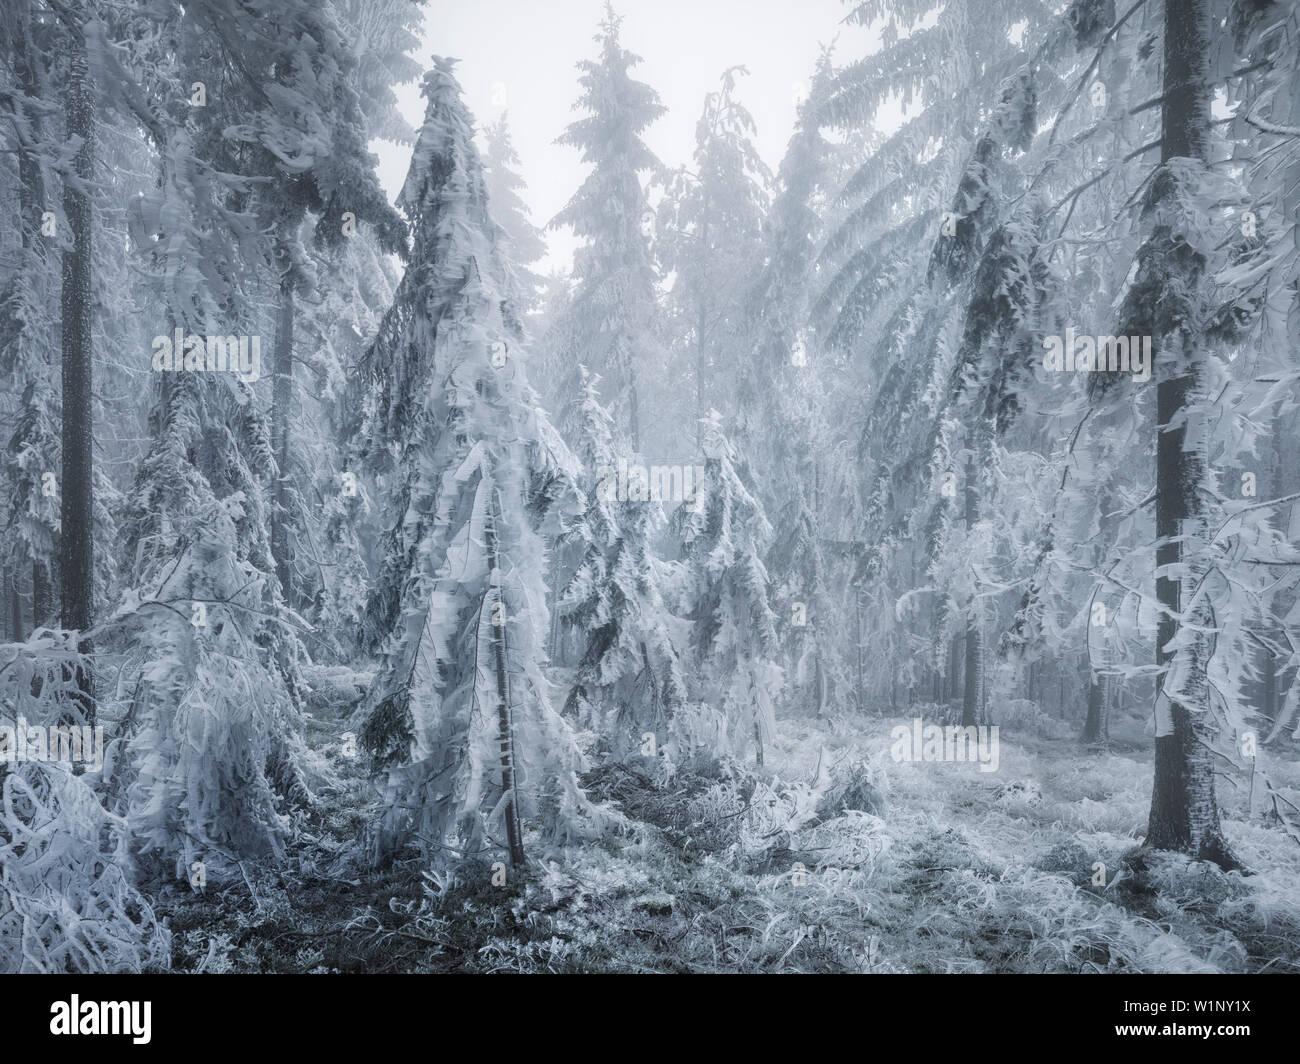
[{"xmin": 155, "ymin": 700, "xmax": 1300, "ymax": 974}]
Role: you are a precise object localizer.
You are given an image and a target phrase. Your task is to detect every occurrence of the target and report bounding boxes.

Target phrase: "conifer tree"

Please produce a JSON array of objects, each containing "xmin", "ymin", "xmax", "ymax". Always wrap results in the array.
[
  {"xmin": 0, "ymin": 0, "xmax": 60, "ymax": 637},
  {"xmin": 659, "ymin": 66, "xmax": 770, "ymax": 444},
  {"xmin": 484, "ymin": 114, "xmax": 547, "ymax": 313},
  {"xmin": 557, "ymin": 367, "xmax": 687, "ymax": 760},
  {"xmin": 357, "ymin": 59, "xmax": 599, "ymax": 867},
  {"xmin": 675, "ymin": 412, "xmax": 781, "ymax": 765},
  {"xmin": 743, "ymin": 49, "xmax": 846, "ymax": 716},
  {"xmin": 114, "ymin": 0, "xmax": 329, "ymax": 869},
  {"xmin": 548, "ymin": 3, "xmax": 666, "ymax": 451}
]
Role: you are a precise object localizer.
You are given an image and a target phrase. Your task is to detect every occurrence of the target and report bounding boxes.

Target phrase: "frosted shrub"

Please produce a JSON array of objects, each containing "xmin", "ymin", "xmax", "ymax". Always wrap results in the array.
[
  {"xmin": 1, "ymin": 761, "xmax": 170, "ymax": 972},
  {"xmin": 0, "ymin": 636, "xmax": 169, "ymax": 972},
  {"xmin": 121, "ymin": 501, "xmax": 309, "ymax": 874}
]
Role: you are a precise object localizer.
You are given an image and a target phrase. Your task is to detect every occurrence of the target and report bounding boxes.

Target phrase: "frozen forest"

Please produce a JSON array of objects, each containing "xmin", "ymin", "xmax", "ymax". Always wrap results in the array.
[{"xmin": 2, "ymin": 0, "xmax": 1300, "ymax": 978}]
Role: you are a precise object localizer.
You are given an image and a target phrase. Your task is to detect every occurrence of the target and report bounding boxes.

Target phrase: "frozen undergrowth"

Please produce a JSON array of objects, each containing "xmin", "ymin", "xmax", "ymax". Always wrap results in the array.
[
  {"xmin": 0, "ymin": 762, "xmax": 170, "ymax": 973},
  {"xmin": 140, "ymin": 698, "xmax": 1300, "ymax": 973},
  {"xmin": 366, "ymin": 713, "xmax": 1300, "ymax": 973}
]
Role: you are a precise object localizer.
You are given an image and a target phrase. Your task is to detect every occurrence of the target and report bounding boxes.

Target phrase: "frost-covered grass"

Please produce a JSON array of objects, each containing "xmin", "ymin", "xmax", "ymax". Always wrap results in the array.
[{"xmin": 139, "ymin": 702, "xmax": 1300, "ymax": 973}]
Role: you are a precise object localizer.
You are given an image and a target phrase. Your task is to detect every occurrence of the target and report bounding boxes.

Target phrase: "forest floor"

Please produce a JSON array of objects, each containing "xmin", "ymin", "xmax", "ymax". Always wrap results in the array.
[{"xmin": 149, "ymin": 678, "xmax": 1300, "ymax": 973}]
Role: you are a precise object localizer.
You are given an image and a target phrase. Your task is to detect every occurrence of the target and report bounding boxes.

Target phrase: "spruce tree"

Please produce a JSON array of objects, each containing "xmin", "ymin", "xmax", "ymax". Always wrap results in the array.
[
  {"xmin": 484, "ymin": 113, "xmax": 547, "ymax": 313},
  {"xmin": 675, "ymin": 412, "xmax": 781, "ymax": 765},
  {"xmin": 357, "ymin": 59, "xmax": 599, "ymax": 867},
  {"xmin": 660, "ymin": 66, "xmax": 770, "ymax": 445},
  {"xmin": 557, "ymin": 367, "xmax": 687, "ymax": 761},
  {"xmin": 548, "ymin": 3, "xmax": 665, "ymax": 451}
]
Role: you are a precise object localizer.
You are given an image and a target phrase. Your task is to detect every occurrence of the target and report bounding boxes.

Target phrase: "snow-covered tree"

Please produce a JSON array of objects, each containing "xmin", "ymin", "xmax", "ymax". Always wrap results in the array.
[
  {"xmin": 357, "ymin": 59, "xmax": 601, "ymax": 868},
  {"xmin": 111, "ymin": 0, "xmax": 323, "ymax": 872},
  {"xmin": 659, "ymin": 66, "xmax": 771, "ymax": 445},
  {"xmin": 1127, "ymin": 0, "xmax": 1236, "ymax": 866},
  {"xmin": 0, "ymin": 0, "xmax": 60, "ymax": 637},
  {"xmin": 197, "ymin": 0, "xmax": 409, "ymax": 611},
  {"xmin": 742, "ymin": 48, "xmax": 850, "ymax": 717},
  {"xmin": 674, "ymin": 412, "xmax": 781, "ymax": 765},
  {"xmin": 484, "ymin": 113, "xmax": 547, "ymax": 313},
  {"xmin": 547, "ymin": 2, "xmax": 666, "ymax": 451},
  {"xmin": 556, "ymin": 367, "xmax": 687, "ymax": 760}
]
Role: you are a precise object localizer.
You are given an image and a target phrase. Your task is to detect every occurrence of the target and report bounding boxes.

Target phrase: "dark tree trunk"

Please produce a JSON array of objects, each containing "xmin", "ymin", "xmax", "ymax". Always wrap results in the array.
[
  {"xmin": 487, "ymin": 490, "xmax": 525, "ymax": 869},
  {"xmin": 33, "ymin": 562, "xmax": 51, "ymax": 631},
  {"xmin": 60, "ymin": 33, "xmax": 95, "ymax": 725},
  {"xmin": 271, "ymin": 259, "xmax": 295, "ymax": 605},
  {"xmin": 1083, "ymin": 670, "xmax": 1105, "ymax": 743},
  {"xmin": 1144, "ymin": 0, "xmax": 1236, "ymax": 869},
  {"xmin": 948, "ymin": 631, "xmax": 961, "ymax": 702},
  {"xmin": 1260, "ymin": 422, "xmax": 1283, "ymax": 722},
  {"xmin": 627, "ymin": 369, "xmax": 641, "ymax": 454},
  {"xmin": 7, "ymin": 571, "xmax": 21, "ymax": 642},
  {"xmin": 17, "ymin": 0, "xmax": 55, "ymax": 639},
  {"xmin": 15, "ymin": 0, "xmax": 46, "ymax": 253},
  {"xmin": 854, "ymin": 588, "xmax": 864, "ymax": 709},
  {"xmin": 696, "ymin": 303, "xmax": 707, "ymax": 449},
  {"xmin": 961, "ymin": 455, "xmax": 981, "ymax": 726}
]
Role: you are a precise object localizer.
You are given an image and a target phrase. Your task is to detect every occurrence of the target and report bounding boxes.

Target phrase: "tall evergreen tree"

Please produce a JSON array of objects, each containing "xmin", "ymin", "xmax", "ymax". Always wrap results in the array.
[
  {"xmin": 659, "ymin": 66, "xmax": 771, "ymax": 445},
  {"xmin": 58, "ymin": 11, "xmax": 95, "ymax": 725},
  {"xmin": 0, "ymin": 0, "xmax": 60, "ymax": 637},
  {"xmin": 357, "ymin": 59, "xmax": 600, "ymax": 867},
  {"xmin": 1138, "ymin": 0, "xmax": 1236, "ymax": 867},
  {"xmin": 483, "ymin": 113, "xmax": 547, "ymax": 313},
  {"xmin": 114, "ymin": 0, "xmax": 332, "ymax": 869},
  {"xmin": 557, "ymin": 367, "xmax": 687, "ymax": 761},
  {"xmin": 675, "ymin": 412, "xmax": 781, "ymax": 765},
  {"xmin": 548, "ymin": 3, "xmax": 665, "ymax": 452},
  {"xmin": 202, "ymin": 0, "xmax": 409, "ymax": 611},
  {"xmin": 743, "ymin": 49, "xmax": 847, "ymax": 717}
]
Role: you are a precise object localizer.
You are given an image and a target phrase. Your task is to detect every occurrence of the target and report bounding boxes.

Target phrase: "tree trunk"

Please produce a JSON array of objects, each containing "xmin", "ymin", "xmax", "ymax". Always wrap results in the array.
[
  {"xmin": 949, "ymin": 631, "xmax": 961, "ymax": 702},
  {"xmin": 1260, "ymin": 418, "xmax": 1284, "ymax": 723},
  {"xmin": 14, "ymin": 0, "xmax": 45, "ymax": 253},
  {"xmin": 814, "ymin": 654, "xmax": 826, "ymax": 719},
  {"xmin": 961, "ymin": 454, "xmax": 981, "ymax": 726},
  {"xmin": 627, "ymin": 369, "xmax": 641, "ymax": 454},
  {"xmin": 1144, "ymin": 0, "xmax": 1236, "ymax": 869},
  {"xmin": 17, "ymin": 6, "xmax": 57, "ymax": 640},
  {"xmin": 487, "ymin": 489, "xmax": 525, "ymax": 869},
  {"xmin": 32, "ymin": 562, "xmax": 51, "ymax": 631},
  {"xmin": 60, "ymin": 32, "xmax": 95, "ymax": 725},
  {"xmin": 696, "ymin": 303, "xmax": 707, "ymax": 450},
  {"xmin": 271, "ymin": 258, "xmax": 295, "ymax": 605},
  {"xmin": 854, "ymin": 587, "xmax": 864, "ymax": 709},
  {"xmin": 1083, "ymin": 670, "xmax": 1104, "ymax": 743},
  {"xmin": 7, "ymin": 571, "xmax": 21, "ymax": 642}
]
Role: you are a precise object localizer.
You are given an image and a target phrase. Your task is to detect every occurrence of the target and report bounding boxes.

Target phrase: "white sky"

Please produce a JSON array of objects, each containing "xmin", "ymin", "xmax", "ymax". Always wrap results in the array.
[{"xmin": 373, "ymin": 0, "xmax": 875, "ymax": 274}]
